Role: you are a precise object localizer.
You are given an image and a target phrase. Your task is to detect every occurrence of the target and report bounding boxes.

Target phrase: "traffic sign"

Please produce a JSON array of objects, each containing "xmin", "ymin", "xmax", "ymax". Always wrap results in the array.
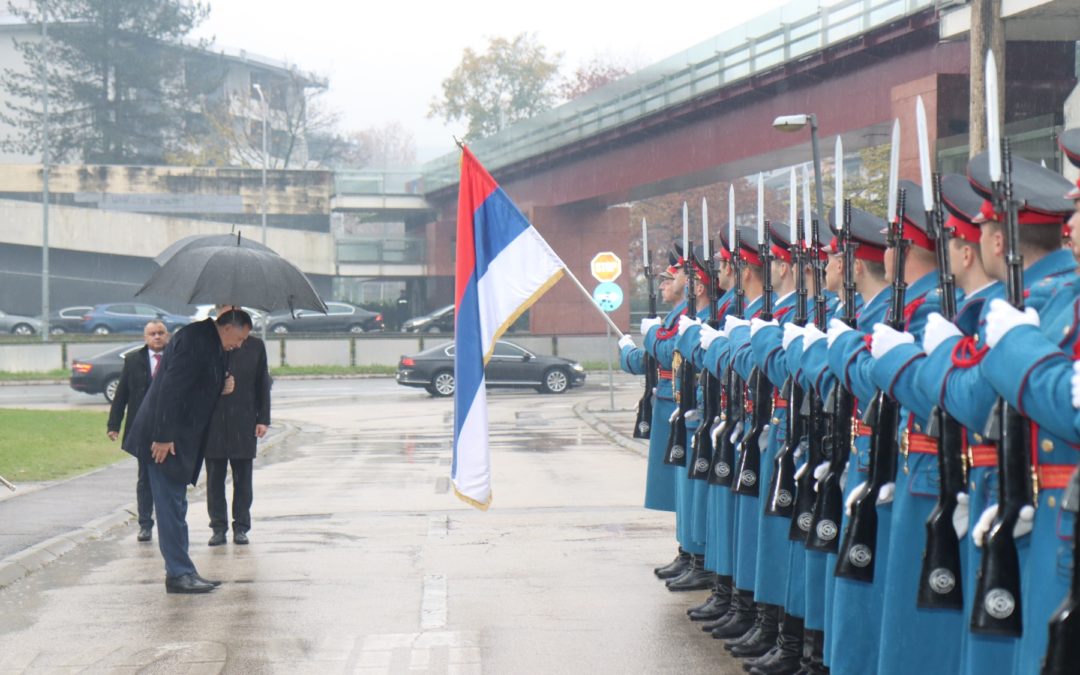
[
  {"xmin": 592, "ymin": 282, "xmax": 623, "ymax": 312},
  {"xmin": 590, "ymin": 252, "xmax": 622, "ymax": 282}
]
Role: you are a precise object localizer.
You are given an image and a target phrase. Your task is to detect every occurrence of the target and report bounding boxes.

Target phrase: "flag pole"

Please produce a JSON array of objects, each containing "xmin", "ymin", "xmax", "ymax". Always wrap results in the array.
[{"xmin": 558, "ymin": 263, "xmax": 626, "ymax": 338}]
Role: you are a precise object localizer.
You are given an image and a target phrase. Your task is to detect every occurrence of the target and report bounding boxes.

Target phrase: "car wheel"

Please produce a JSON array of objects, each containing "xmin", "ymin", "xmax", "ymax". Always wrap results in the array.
[
  {"xmin": 103, "ymin": 376, "xmax": 120, "ymax": 403},
  {"xmin": 92, "ymin": 325, "xmax": 111, "ymax": 335},
  {"xmin": 49, "ymin": 326, "xmax": 66, "ymax": 335},
  {"xmin": 425, "ymin": 385, "xmax": 437, "ymax": 397},
  {"xmin": 348, "ymin": 324, "xmax": 365, "ymax": 334},
  {"xmin": 11, "ymin": 323, "xmax": 35, "ymax": 336},
  {"xmin": 430, "ymin": 370, "xmax": 455, "ymax": 397},
  {"xmin": 271, "ymin": 324, "xmax": 289, "ymax": 335},
  {"xmin": 540, "ymin": 368, "xmax": 570, "ymax": 394},
  {"xmin": 425, "ymin": 326, "xmax": 442, "ymax": 334}
]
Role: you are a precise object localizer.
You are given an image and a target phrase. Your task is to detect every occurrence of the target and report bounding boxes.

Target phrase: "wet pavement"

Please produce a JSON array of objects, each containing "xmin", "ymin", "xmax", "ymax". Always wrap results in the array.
[{"xmin": 0, "ymin": 376, "xmax": 743, "ymax": 673}]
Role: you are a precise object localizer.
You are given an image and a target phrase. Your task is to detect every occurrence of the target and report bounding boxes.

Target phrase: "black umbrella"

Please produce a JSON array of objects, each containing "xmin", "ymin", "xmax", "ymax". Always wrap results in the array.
[
  {"xmin": 135, "ymin": 245, "xmax": 328, "ymax": 314},
  {"xmin": 154, "ymin": 233, "xmax": 276, "ymax": 266}
]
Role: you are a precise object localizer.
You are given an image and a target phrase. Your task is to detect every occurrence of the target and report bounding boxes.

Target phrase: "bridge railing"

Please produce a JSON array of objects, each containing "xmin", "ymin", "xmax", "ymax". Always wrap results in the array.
[{"xmin": 422, "ymin": 0, "xmax": 937, "ymax": 192}]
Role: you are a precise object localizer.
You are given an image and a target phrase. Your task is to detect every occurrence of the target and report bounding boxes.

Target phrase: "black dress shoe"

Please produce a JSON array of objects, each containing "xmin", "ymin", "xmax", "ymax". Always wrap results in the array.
[
  {"xmin": 654, "ymin": 548, "xmax": 691, "ymax": 579},
  {"xmin": 730, "ymin": 604, "xmax": 781, "ymax": 657},
  {"xmin": 712, "ymin": 591, "xmax": 756, "ymax": 639},
  {"xmin": 208, "ymin": 531, "xmax": 226, "ymax": 547},
  {"xmin": 165, "ymin": 573, "xmax": 216, "ymax": 594},
  {"xmin": 667, "ymin": 554, "xmax": 712, "ymax": 591},
  {"xmin": 194, "ymin": 574, "xmax": 222, "ymax": 587},
  {"xmin": 688, "ymin": 583, "xmax": 731, "ymax": 621},
  {"xmin": 233, "ymin": 531, "xmax": 249, "ymax": 545},
  {"xmin": 136, "ymin": 527, "xmax": 152, "ymax": 542},
  {"xmin": 743, "ymin": 646, "xmax": 780, "ymax": 672}
]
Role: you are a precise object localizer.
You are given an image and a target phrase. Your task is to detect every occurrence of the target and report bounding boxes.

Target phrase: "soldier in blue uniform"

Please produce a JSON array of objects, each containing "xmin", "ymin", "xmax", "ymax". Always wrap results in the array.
[{"xmin": 620, "ymin": 259, "xmax": 683, "ymax": 574}]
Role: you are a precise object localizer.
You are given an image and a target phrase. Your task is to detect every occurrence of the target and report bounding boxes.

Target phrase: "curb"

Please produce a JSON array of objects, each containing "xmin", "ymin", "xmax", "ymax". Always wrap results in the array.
[
  {"xmin": 0, "ymin": 422, "xmax": 301, "ymax": 591},
  {"xmin": 573, "ymin": 399, "xmax": 648, "ymax": 458}
]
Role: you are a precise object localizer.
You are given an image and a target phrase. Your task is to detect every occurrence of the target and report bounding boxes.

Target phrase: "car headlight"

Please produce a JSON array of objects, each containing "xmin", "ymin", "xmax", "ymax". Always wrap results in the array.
[{"xmin": 570, "ymin": 363, "xmax": 584, "ymax": 372}]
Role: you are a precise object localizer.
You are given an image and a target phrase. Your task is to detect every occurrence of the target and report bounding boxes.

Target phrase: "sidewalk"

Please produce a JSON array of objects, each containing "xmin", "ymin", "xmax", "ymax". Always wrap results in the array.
[{"xmin": 0, "ymin": 424, "xmax": 297, "ymax": 590}]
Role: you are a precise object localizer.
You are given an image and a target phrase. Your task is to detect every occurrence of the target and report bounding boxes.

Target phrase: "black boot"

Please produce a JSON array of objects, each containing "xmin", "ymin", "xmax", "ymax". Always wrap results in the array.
[
  {"xmin": 743, "ymin": 647, "xmax": 780, "ymax": 673},
  {"xmin": 750, "ymin": 614, "xmax": 803, "ymax": 675},
  {"xmin": 666, "ymin": 554, "xmax": 712, "ymax": 591},
  {"xmin": 654, "ymin": 547, "xmax": 691, "ymax": 579},
  {"xmin": 711, "ymin": 590, "xmax": 756, "ymax": 639},
  {"xmin": 688, "ymin": 576, "xmax": 731, "ymax": 621},
  {"xmin": 730, "ymin": 603, "xmax": 781, "ymax": 657},
  {"xmin": 724, "ymin": 602, "xmax": 765, "ymax": 651},
  {"xmin": 793, "ymin": 629, "xmax": 828, "ymax": 675},
  {"xmin": 702, "ymin": 594, "xmax": 740, "ymax": 632}
]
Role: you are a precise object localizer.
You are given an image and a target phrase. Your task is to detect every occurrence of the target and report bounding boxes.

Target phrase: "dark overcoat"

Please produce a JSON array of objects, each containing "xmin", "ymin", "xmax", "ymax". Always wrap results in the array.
[
  {"xmin": 107, "ymin": 344, "xmax": 151, "ymax": 446},
  {"xmin": 203, "ymin": 336, "xmax": 271, "ymax": 460},
  {"xmin": 123, "ymin": 319, "xmax": 226, "ymax": 486}
]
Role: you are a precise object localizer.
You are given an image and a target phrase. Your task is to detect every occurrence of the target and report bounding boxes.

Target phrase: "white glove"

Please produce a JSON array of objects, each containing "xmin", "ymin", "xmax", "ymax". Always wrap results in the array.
[
  {"xmin": 953, "ymin": 492, "xmax": 970, "ymax": 539},
  {"xmin": 640, "ymin": 316, "xmax": 662, "ymax": 336},
  {"xmin": 1013, "ymin": 505, "xmax": 1035, "ymax": 539},
  {"xmin": 1071, "ymin": 361, "xmax": 1080, "ymax": 409},
  {"xmin": 795, "ymin": 461, "xmax": 810, "ymax": 480},
  {"xmin": 783, "ymin": 323, "xmax": 805, "ymax": 350},
  {"xmin": 972, "ymin": 504, "xmax": 998, "ymax": 547},
  {"xmin": 724, "ymin": 316, "xmax": 750, "ymax": 334},
  {"xmin": 711, "ymin": 418, "xmax": 727, "ymax": 447},
  {"xmin": 669, "ymin": 408, "xmax": 681, "ymax": 424},
  {"xmin": 827, "ymin": 317, "xmax": 854, "ymax": 348},
  {"xmin": 870, "ymin": 323, "xmax": 915, "ymax": 360},
  {"xmin": 618, "ymin": 334, "xmax": 635, "ymax": 351},
  {"xmin": 751, "ymin": 318, "xmax": 779, "ymax": 337},
  {"xmin": 678, "ymin": 314, "xmax": 701, "ymax": 336},
  {"xmin": 759, "ymin": 425, "xmax": 771, "ymax": 450},
  {"xmin": 729, "ymin": 421, "xmax": 743, "ymax": 445},
  {"xmin": 846, "ymin": 480, "xmax": 868, "ymax": 516},
  {"xmin": 699, "ymin": 323, "xmax": 722, "ymax": 350},
  {"xmin": 684, "ymin": 409, "xmax": 700, "ymax": 423},
  {"xmin": 985, "ymin": 298, "xmax": 1039, "ymax": 348},
  {"xmin": 922, "ymin": 312, "xmax": 962, "ymax": 354},
  {"xmin": 877, "ymin": 481, "xmax": 896, "ymax": 505},
  {"xmin": 803, "ymin": 324, "xmax": 827, "ymax": 348},
  {"xmin": 813, "ymin": 461, "xmax": 830, "ymax": 482}
]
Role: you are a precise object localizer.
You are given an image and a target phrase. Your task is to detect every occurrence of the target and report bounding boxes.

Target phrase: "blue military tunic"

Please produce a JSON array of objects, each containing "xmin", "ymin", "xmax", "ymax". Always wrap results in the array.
[{"xmin": 672, "ymin": 300, "xmax": 714, "ymax": 554}]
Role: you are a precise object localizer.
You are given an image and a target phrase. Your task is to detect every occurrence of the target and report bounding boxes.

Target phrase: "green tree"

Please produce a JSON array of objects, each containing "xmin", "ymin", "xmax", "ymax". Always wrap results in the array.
[
  {"xmin": 2, "ymin": 0, "xmax": 212, "ymax": 164},
  {"xmin": 428, "ymin": 33, "xmax": 561, "ymax": 141}
]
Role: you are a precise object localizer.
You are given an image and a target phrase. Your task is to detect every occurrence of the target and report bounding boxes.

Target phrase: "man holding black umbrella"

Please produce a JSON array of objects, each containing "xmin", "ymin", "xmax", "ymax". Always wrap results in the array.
[{"xmin": 124, "ymin": 310, "xmax": 252, "ymax": 594}]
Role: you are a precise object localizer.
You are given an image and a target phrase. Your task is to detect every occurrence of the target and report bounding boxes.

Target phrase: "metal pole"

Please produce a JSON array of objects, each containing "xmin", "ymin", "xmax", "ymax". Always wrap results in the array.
[
  {"xmin": 607, "ymin": 322, "xmax": 614, "ymax": 411},
  {"xmin": 40, "ymin": 3, "xmax": 49, "ymax": 342},
  {"xmin": 253, "ymin": 83, "xmax": 268, "ymax": 341},
  {"xmin": 809, "ymin": 114, "xmax": 827, "ymax": 230}
]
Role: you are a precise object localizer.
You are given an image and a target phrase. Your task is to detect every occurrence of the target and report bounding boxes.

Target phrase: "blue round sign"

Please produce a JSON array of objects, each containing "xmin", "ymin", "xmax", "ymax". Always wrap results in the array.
[{"xmin": 593, "ymin": 282, "xmax": 623, "ymax": 312}]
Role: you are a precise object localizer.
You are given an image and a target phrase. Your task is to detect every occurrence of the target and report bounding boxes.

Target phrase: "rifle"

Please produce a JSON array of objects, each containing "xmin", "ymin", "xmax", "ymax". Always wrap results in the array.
[
  {"xmin": 970, "ymin": 136, "xmax": 1031, "ymax": 636},
  {"xmin": 916, "ymin": 167, "xmax": 966, "ymax": 609},
  {"xmin": 805, "ymin": 200, "xmax": 858, "ymax": 552},
  {"xmin": 764, "ymin": 224, "xmax": 806, "ymax": 517},
  {"xmin": 709, "ymin": 228, "xmax": 746, "ymax": 486},
  {"xmin": 791, "ymin": 217, "xmax": 830, "ymax": 541},
  {"xmin": 835, "ymin": 188, "xmax": 908, "ymax": 582},
  {"xmin": 634, "ymin": 220, "xmax": 657, "ymax": 439},
  {"xmin": 664, "ymin": 236, "xmax": 698, "ymax": 467},
  {"xmin": 733, "ymin": 222, "xmax": 774, "ymax": 496},
  {"xmin": 1042, "ymin": 466, "xmax": 1080, "ymax": 674},
  {"xmin": 689, "ymin": 232, "xmax": 721, "ymax": 480}
]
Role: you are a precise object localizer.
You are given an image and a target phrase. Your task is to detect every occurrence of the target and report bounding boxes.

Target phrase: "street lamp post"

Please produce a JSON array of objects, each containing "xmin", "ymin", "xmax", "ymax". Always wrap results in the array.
[
  {"xmin": 252, "ymin": 83, "xmax": 268, "ymax": 341},
  {"xmin": 40, "ymin": 5, "xmax": 50, "ymax": 342},
  {"xmin": 773, "ymin": 113, "xmax": 827, "ymax": 230}
]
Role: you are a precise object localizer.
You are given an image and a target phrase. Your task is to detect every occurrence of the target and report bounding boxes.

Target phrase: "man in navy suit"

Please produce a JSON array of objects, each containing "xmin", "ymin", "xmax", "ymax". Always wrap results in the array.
[
  {"xmin": 107, "ymin": 320, "xmax": 169, "ymax": 542},
  {"xmin": 124, "ymin": 310, "xmax": 252, "ymax": 594}
]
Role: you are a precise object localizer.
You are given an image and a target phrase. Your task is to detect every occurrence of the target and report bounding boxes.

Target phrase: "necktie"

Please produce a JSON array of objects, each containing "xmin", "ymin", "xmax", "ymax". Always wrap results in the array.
[{"xmin": 151, "ymin": 353, "xmax": 161, "ymax": 378}]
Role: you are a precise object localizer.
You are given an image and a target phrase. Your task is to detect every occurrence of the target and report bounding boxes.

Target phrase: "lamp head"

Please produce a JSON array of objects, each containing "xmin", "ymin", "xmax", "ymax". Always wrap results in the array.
[{"xmin": 773, "ymin": 114, "xmax": 810, "ymax": 133}]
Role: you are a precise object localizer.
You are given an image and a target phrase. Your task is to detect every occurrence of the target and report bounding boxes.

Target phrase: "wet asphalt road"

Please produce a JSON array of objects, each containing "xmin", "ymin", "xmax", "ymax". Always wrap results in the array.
[{"xmin": 0, "ymin": 376, "xmax": 744, "ymax": 674}]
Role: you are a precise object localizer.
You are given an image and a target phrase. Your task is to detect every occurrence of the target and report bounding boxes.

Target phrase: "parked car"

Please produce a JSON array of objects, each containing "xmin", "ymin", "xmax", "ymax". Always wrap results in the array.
[
  {"xmin": 264, "ymin": 301, "xmax": 383, "ymax": 334},
  {"xmin": 396, "ymin": 340, "xmax": 586, "ymax": 397},
  {"xmin": 46, "ymin": 306, "xmax": 94, "ymax": 335},
  {"xmin": 402, "ymin": 304, "xmax": 454, "ymax": 334},
  {"xmin": 80, "ymin": 303, "xmax": 190, "ymax": 335},
  {"xmin": 0, "ymin": 309, "xmax": 44, "ymax": 336},
  {"xmin": 69, "ymin": 341, "xmax": 142, "ymax": 403}
]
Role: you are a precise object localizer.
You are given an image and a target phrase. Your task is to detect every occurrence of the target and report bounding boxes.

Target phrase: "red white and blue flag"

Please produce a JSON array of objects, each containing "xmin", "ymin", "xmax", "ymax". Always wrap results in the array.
[{"xmin": 453, "ymin": 146, "xmax": 565, "ymax": 509}]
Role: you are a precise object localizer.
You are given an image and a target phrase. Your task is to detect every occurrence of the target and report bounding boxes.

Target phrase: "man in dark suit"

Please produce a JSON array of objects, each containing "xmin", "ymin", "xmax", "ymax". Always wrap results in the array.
[
  {"xmin": 124, "ymin": 310, "xmax": 252, "ymax": 594},
  {"xmin": 205, "ymin": 305, "xmax": 271, "ymax": 547},
  {"xmin": 107, "ymin": 320, "xmax": 169, "ymax": 542}
]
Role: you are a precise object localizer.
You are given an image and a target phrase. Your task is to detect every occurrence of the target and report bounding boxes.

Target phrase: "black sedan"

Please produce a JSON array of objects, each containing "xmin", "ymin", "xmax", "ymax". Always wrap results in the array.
[
  {"xmin": 265, "ymin": 301, "xmax": 383, "ymax": 334},
  {"xmin": 47, "ymin": 306, "xmax": 94, "ymax": 335},
  {"xmin": 69, "ymin": 341, "xmax": 142, "ymax": 403},
  {"xmin": 396, "ymin": 340, "xmax": 586, "ymax": 397},
  {"xmin": 402, "ymin": 304, "xmax": 454, "ymax": 334}
]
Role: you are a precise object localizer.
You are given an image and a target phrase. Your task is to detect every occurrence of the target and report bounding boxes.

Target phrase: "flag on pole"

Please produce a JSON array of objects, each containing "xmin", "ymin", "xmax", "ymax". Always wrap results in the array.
[{"xmin": 453, "ymin": 146, "xmax": 565, "ymax": 509}]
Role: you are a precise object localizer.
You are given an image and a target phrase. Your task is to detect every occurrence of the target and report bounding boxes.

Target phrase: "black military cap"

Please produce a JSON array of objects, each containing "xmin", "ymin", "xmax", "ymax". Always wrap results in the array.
[
  {"xmin": 825, "ymin": 206, "xmax": 887, "ymax": 262},
  {"xmin": 734, "ymin": 224, "xmax": 765, "ymax": 267},
  {"xmin": 939, "ymin": 173, "xmax": 983, "ymax": 243},
  {"xmin": 967, "ymin": 151, "xmax": 1073, "ymax": 219},
  {"xmin": 1059, "ymin": 128, "xmax": 1080, "ymax": 170},
  {"xmin": 897, "ymin": 180, "xmax": 933, "ymax": 250}
]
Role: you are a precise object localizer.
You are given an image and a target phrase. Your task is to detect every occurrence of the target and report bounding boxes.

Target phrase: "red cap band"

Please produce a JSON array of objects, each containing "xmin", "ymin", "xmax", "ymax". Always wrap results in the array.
[
  {"xmin": 740, "ymin": 247, "xmax": 763, "ymax": 267},
  {"xmin": 947, "ymin": 213, "xmax": 980, "ymax": 244},
  {"xmin": 902, "ymin": 217, "xmax": 934, "ymax": 251},
  {"xmin": 770, "ymin": 244, "xmax": 791, "ymax": 263}
]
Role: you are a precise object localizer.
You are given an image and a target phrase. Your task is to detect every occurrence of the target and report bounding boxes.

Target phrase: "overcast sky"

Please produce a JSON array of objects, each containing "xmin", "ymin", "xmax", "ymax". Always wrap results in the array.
[{"xmin": 194, "ymin": 0, "xmax": 796, "ymax": 163}]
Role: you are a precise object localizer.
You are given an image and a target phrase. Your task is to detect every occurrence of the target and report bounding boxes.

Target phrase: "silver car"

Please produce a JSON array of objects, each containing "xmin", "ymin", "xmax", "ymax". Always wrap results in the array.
[{"xmin": 0, "ymin": 309, "xmax": 44, "ymax": 335}]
